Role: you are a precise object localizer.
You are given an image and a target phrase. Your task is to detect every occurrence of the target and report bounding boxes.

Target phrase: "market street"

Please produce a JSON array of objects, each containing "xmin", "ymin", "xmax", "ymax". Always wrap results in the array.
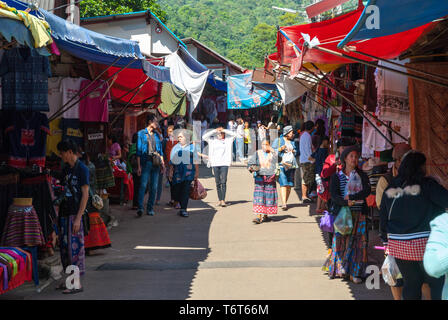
[{"xmin": 1, "ymin": 165, "xmax": 392, "ymax": 300}]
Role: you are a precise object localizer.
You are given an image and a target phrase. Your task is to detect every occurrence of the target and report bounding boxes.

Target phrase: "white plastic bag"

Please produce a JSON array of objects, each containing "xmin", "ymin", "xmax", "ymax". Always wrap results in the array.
[
  {"xmin": 381, "ymin": 255, "xmax": 402, "ymax": 286},
  {"xmin": 281, "ymin": 151, "xmax": 298, "ymax": 170}
]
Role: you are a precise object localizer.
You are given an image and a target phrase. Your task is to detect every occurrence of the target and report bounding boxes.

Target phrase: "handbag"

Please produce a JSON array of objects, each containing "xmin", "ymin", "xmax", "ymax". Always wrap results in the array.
[
  {"xmin": 319, "ymin": 210, "xmax": 335, "ymax": 233},
  {"xmin": 247, "ymin": 150, "xmax": 260, "ymax": 173},
  {"xmin": 146, "ymin": 132, "xmax": 162, "ymax": 168},
  {"xmin": 333, "ymin": 206, "xmax": 353, "ymax": 235},
  {"xmin": 189, "ymin": 180, "xmax": 207, "ymax": 200}
]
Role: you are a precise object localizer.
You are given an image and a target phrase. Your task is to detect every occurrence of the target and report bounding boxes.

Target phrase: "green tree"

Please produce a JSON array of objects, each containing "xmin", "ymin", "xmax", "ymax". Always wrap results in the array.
[{"xmin": 80, "ymin": 0, "xmax": 167, "ymax": 22}]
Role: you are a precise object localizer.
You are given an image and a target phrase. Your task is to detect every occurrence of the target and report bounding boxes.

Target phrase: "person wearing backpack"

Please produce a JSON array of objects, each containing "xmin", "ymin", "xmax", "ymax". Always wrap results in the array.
[
  {"xmin": 379, "ymin": 151, "xmax": 448, "ymax": 300},
  {"xmin": 376, "ymin": 143, "xmax": 431, "ymax": 300},
  {"xmin": 136, "ymin": 114, "xmax": 165, "ymax": 217}
]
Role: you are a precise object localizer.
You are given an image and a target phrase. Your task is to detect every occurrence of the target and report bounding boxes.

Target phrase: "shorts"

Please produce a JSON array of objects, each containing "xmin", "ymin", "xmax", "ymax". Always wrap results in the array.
[{"xmin": 300, "ymin": 162, "xmax": 315, "ymax": 187}]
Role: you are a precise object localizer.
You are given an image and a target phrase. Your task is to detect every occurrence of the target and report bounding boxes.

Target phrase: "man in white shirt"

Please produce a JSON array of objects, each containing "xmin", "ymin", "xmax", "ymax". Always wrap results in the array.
[
  {"xmin": 235, "ymin": 118, "xmax": 245, "ymax": 161},
  {"xmin": 227, "ymin": 118, "xmax": 238, "ymax": 161},
  {"xmin": 203, "ymin": 125, "xmax": 236, "ymax": 207},
  {"xmin": 299, "ymin": 121, "xmax": 315, "ymax": 203}
]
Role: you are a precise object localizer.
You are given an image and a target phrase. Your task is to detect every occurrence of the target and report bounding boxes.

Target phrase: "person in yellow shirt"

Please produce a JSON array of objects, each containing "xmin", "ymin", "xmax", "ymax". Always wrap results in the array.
[{"xmin": 243, "ymin": 121, "xmax": 251, "ymax": 159}]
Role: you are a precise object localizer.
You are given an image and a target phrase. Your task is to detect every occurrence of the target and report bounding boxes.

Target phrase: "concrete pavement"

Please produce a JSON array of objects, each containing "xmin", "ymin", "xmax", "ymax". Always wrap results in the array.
[{"xmin": 0, "ymin": 165, "xmax": 392, "ymax": 300}]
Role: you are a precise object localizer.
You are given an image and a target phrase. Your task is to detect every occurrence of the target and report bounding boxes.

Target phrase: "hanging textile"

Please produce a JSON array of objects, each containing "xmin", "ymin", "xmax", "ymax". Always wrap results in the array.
[
  {"xmin": 375, "ymin": 59, "xmax": 410, "ymax": 123},
  {"xmin": 0, "ymin": 47, "xmax": 51, "ymax": 112},
  {"xmin": 0, "ymin": 18, "xmax": 51, "ymax": 56},
  {"xmin": 157, "ymin": 83, "xmax": 187, "ymax": 117},
  {"xmin": 227, "ymin": 73, "xmax": 281, "ymax": 110},
  {"xmin": 79, "ymin": 80, "xmax": 110, "ymax": 123},
  {"xmin": 275, "ymin": 73, "xmax": 307, "ymax": 105},
  {"xmin": 4, "ymin": 112, "xmax": 49, "ymax": 168},
  {"xmin": 164, "ymin": 51, "xmax": 210, "ymax": 110},
  {"xmin": 0, "ymin": 1, "xmax": 53, "ymax": 49}
]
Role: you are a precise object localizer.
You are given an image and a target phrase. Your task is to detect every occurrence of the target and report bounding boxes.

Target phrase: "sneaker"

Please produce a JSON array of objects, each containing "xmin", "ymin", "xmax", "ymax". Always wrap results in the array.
[
  {"xmin": 302, "ymin": 198, "xmax": 313, "ymax": 204},
  {"xmin": 179, "ymin": 210, "xmax": 189, "ymax": 217},
  {"xmin": 147, "ymin": 210, "xmax": 155, "ymax": 216},
  {"xmin": 136, "ymin": 210, "xmax": 143, "ymax": 217}
]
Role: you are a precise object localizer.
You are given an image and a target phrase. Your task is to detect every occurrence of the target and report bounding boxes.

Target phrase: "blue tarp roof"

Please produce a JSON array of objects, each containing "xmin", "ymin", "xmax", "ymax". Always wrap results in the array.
[
  {"xmin": 4, "ymin": 0, "xmax": 144, "ymax": 68},
  {"xmin": 4, "ymin": 0, "xmax": 228, "ymax": 87},
  {"xmin": 338, "ymin": 0, "xmax": 448, "ymax": 48}
]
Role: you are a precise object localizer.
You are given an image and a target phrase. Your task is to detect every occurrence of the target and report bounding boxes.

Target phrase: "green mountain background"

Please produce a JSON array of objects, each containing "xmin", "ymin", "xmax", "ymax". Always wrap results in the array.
[
  {"xmin": 80, "ymin": 0, "xmax": 362, "ymax": 69},
  {"xmin": 157, "ymin": 0, "xmax": 311, "ymax": 68}
]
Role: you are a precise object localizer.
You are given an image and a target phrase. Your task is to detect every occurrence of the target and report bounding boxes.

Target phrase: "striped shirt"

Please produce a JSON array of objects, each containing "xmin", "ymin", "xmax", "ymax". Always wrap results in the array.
[{"xmin": 339, "ymin": 172, "xmax": 364, "ymax": 212}]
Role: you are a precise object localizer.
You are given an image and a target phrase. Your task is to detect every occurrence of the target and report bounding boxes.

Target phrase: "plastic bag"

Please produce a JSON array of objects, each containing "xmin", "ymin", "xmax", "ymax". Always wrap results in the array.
[
  {"xmin": 333, "ymin": 206, "xmax": 353, "ymax": 235},
  {"xmin": 189, "ymin": 180, "xmax": 207, "ymax": 200},
  {"xmin": 381, "ymin": 255, "xmax": 402, "ymax": 286},
  {"xmin": 281, "ymin": 152, "xmax": 298, "ymax": 170},
  {"xmin": 319, "ymin": 211, "xmax": 334, "ymax": 233}
]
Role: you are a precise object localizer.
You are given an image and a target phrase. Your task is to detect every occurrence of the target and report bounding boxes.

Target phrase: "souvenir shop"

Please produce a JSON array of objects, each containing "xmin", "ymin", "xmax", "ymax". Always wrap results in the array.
[
  {"xmin": 0, "ymin": 1, "xmax": 144, "ymax": 294},
  {"xmin": 295, "ymin": 61, "xmax": 411, "ymax": 230}
]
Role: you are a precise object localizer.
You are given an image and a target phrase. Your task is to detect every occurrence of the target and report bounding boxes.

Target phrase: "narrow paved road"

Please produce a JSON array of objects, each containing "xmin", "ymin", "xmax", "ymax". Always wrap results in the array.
[{"xmin": 1, "ymin": 165, "xmax": 392, "ymax": 300}]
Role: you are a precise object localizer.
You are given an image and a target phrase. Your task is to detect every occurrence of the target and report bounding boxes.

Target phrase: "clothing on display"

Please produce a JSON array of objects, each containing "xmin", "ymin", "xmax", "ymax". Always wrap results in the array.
[
  {"xmin": 157, "ymin": 82, "xmax": 187, "ymax": 117},
  {"xmin": 361, "ymin": 111, "xmax": 392, "ymax": 158},
  {"xmin": 47, "ymin": 77, "xmax": 63, "ymax": 118},
  {"xmin": 60, "ymin": 77, "xmax": 85, "ymax": 119},
  {"xmin": 0, "ymin": 247, "xmax": 33, "ymax": 295},
  {"xmin": 0, "ymin": 47, "xmax": 51, "ymax": 112},
  {"xmin": 4, "ymin": 112, "xmax": 50, "ymax": 168},
  {"xmin": 375, "ymin": 59, "xmax": 410, "ymax": 123},
  {"xmin": 60, "ymin": 118, "xmax": 83, "ymax": 148},
  {"xmin": 84, "ymin": 212, "xmax": 111, "ymax": 251},
  {"xmin": 79, "ymin": 80, "xmax": 110, "ymax": 123},
  {"xmin": 46, "ymin": 118, "xmax": 62, "ymax": 157},
  {"xmin": 1, "ymin": 203, "xmax": 45, "ymax": 247}
]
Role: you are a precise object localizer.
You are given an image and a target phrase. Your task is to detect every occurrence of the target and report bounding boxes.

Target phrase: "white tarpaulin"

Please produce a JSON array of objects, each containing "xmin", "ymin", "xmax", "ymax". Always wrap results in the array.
[
  {"xmin": 276, "ymin": 72, "xmax": 322, "ymax": 105},
  {"xmin": 165, "ymin": 51, "xmax": 210, "ymax": 110}
]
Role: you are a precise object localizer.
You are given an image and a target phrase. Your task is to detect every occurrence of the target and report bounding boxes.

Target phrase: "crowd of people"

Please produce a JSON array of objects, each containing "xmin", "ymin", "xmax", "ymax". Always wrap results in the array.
[{"xmin": 52, "ymin": 111, "xmax": 448, "ymax": 299}]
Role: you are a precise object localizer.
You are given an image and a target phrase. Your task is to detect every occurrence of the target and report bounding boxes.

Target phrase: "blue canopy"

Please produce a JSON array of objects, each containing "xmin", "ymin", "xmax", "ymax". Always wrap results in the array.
[
  {"xmin": 4, "ymin": 0, "xmax": 144, "ymax": 68},
  {"xmin": 227, "ymin": 73, "xmax": 281, "ymax": 110},
  {"xmin": 338, "ymin": 0, "xmax": 448, "ymax": 48},
  {"xmin": 0, "ymin": 18, "xmax": 50, "ymax": 56}
]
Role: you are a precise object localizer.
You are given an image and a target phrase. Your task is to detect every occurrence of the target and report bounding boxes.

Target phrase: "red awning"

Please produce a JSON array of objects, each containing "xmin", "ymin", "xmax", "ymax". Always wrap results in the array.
[
  {"xmin": 91, "ymin": 59, "xmax": 162, "ymax": 106},
  {"xmin": 274, "ymin": 6, "xmax": 436, "ymax": 67}
]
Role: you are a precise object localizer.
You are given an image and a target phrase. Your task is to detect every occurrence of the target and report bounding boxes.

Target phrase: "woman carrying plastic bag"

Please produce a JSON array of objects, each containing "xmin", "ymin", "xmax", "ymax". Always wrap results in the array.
[{"xmin": 323, "ymin": 145, "xmax": 371, "ymax": 284}]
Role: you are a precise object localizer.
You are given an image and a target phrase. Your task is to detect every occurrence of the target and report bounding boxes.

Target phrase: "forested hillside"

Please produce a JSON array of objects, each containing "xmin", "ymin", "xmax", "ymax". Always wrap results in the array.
[
  {"xmin": 80, "ymin": 0, "xmax": 361, "ymax": 69},
  {"xmin": 158, "ymin": 0, "xmax": 311, "ymax": 68}
]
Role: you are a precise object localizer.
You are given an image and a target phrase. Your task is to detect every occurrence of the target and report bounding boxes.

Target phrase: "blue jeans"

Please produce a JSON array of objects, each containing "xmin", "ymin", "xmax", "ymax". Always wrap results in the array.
[
  {"xmin": 236, "ymin": 137, "xmax": 244, "ymax": 160},
  {"xmin": 138, "ymin": 160, "xmax": 160, "ymax": 213}
]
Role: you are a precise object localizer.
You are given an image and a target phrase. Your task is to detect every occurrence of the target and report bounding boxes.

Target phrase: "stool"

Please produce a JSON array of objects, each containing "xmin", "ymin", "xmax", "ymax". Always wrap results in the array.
[{"xmin": 21, "ymin": 246, "xmax": 39, "ymax": 286}]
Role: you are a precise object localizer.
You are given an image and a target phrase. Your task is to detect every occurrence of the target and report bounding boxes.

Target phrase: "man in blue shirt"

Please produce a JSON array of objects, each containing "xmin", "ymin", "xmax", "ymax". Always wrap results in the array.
[{"xmin": 136, "ymin": 114, "xmax": 165, "ymax": 217}]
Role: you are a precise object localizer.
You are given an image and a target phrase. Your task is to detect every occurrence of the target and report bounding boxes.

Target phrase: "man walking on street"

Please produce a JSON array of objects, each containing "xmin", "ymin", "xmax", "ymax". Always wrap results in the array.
[
  {"xmin": 299, "ymin": 121, "xmax": 315, "ymax": 203},
  {"xmin": 136, "ymin": 114, "xmax": 165, "ymax": 217}
]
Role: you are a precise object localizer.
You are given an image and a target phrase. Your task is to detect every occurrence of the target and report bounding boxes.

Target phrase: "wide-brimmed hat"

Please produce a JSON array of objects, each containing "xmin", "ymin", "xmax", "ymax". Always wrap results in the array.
[
  {"xmin": 340, "ymin": 145, "xmax": 361, "ymax": 165},
  {"xmin": 283, "ymin": 125, "xmax": 293, "ymax": 136}
]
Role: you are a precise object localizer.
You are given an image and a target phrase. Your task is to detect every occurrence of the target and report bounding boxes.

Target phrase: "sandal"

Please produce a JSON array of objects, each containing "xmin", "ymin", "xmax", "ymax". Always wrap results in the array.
[
  {"xmin": 281, "ymin": 205, "xmax": 288, "ymax": 211},
  {"xmin": 252, "ymin": 217, "xmax": 262, "ymax": 224},
  {"xmin": 62, "ymin": 287, "xmax": 83, "ymax": 294},
  {"xmin": 263, "ymin": 216, "xmax": 272, "ymax": 222}
]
